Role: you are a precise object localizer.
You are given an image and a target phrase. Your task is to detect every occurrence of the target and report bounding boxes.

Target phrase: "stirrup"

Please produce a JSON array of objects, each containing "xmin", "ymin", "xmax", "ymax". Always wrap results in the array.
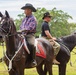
[{"xmin": 31, "ymin": 60, "xmax": 37, "ymax": 67}]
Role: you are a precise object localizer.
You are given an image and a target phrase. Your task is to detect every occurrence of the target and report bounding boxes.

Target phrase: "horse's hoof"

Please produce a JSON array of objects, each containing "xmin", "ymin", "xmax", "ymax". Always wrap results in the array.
[{"xmin": 31, "ymin": 60, "xmax": 37, "ymax": 67}]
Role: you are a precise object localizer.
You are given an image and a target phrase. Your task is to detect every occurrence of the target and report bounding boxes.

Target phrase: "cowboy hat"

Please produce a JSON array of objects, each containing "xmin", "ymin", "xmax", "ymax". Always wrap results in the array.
[
  {"xmin": 21, "ymin": 3, "xmax": 36, "ymax": 12},
  {"xmin": 42, "ymin": 12, "xmax": 52, "ymax": 19}
]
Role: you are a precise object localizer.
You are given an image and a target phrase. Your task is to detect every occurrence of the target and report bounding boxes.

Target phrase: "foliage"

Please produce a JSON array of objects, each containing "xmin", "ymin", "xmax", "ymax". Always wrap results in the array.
[
  {"xmin": 69, "ymin": 23, "xmax": 76, "ymax": 33},
  {"xmin": 14, "ymin": 8, "xmax": 76, "ymax": 37},
  {"xmin": 14, "ymin": 13, "xmax": 25, "ymax": 30},
  {"xmin": 50, "ymin": 8, "xmax": 72, "ymax": 37}
]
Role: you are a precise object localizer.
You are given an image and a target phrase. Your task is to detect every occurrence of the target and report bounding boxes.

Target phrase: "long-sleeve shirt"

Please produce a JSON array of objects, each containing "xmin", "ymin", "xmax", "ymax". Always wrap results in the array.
[{"xmin": 20, "ymin": 15, "xmax": 37, "ymax": 33}]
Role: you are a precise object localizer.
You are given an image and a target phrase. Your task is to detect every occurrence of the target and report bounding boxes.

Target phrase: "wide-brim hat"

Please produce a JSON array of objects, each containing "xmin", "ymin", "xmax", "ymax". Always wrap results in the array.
[
  {"xmin": 42, "ymin": 12, "xmax": 52, "ymax": 19},
  {"xmin": 21, "ymin": 3, "xmax": 36, "ymax": 12}
]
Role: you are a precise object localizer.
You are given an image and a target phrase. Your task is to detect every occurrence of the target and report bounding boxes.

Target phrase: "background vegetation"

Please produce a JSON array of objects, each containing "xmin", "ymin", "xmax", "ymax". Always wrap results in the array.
[
  {"xmin": 0, "ymin": 8, "xmax": 76, "ymax": 75},
  {"xmin": 15, "ymin": 8, "xmax": 76, "ymax": 37}
]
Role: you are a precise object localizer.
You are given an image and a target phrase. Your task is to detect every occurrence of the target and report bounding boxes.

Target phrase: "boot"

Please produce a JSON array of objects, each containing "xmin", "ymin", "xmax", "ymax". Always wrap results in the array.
[
  {"xmin": 53, "ymin": 56, "xmax": 60, "ymax": 65},
  {"xmin": 31, "ymin": 46, "xmax": 37, "ymax": 67}
]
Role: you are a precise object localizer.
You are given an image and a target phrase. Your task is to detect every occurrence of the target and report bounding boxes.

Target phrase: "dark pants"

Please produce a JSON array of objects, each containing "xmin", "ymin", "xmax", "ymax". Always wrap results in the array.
[
  {"xmin": 26, "ymin": 34, "xmax": 35, "ymax": 46},
  {"xmin": 42, "ymin": 37, "xmax": 60, "ymax": 56},
  {"xmin": 26, "ymin": 34, "xmax": 36, "ymax": 61}
]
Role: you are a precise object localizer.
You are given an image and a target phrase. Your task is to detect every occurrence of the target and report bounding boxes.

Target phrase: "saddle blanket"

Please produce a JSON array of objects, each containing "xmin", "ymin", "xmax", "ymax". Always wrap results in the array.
[
  {"xmin": 23, "ymin": 39, "xmax": 46, "ymax": 58},
  {"xmin": 36, "ymin": 43, "xmax": 46, "ymax": 58}
]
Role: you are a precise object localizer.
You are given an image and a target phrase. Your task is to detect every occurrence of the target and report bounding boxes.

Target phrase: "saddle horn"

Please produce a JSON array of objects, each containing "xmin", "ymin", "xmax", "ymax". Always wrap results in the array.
[{"xmin": 5, "ymin": 10, "xmax": 10, "ymax": 18}]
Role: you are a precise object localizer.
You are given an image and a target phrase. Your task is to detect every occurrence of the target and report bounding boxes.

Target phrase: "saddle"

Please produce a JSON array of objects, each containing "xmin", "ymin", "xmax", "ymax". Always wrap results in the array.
[{"xmin": 22, "ymin": 36, "xmax": 46, "ymax": 58}]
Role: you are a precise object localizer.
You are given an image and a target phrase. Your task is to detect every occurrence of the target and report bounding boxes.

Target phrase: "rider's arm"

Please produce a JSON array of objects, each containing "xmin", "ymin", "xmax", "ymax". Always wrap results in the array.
[
  {"xmin": 45, "ymin": 30, "xmax": 57, "ymax": 41},
  {"xmin": 45, "ymin": 30, "xmax": 53, "ymax": 39}
]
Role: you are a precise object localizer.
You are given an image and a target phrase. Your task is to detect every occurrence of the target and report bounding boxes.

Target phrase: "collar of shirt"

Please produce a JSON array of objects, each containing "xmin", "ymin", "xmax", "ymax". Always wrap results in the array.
[
  {"xmin": 44, "ymin": 21, "xmax": 48, "ymax": 24},
  {"xmin": 26, "ymin": 14, "xmax": 33, "ymax": 18}
]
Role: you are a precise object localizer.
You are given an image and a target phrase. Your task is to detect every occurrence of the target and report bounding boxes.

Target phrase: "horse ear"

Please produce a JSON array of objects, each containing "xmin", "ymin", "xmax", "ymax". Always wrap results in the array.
[
  {"xmin": 5, "ymin": 10, "xmax": 10, "ymax": 18},
  {"xmin": 0, "ymin": 12, "xmax": 3, "ymax": 17}
]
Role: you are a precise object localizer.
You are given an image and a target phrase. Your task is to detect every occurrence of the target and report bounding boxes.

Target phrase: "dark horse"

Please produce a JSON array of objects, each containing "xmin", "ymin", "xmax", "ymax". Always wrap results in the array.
[
  {"xmin": 0, "ymin": 11, "xmax": 54, "ymax": 75},
  {"xmin": 44, "ymin": 33, "xmax": 76, "ymax": 75}
]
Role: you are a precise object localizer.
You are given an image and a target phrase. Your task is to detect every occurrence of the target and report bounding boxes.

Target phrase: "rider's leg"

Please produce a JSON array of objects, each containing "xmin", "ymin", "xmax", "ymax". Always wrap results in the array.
[
  {"xmin": 53, "ymin": 41, "xmax": 60, "ymax": 64},
  {"xmin": 44, "ymin": 38, "xmax": 60, "ymax": 64},
  {"xmin": 31, "ymin": 45, "xmax": 37, "ymax": 67},
  {"xmin": 26, "ymin": 34, "xmax": 37, "ymax": 67}
]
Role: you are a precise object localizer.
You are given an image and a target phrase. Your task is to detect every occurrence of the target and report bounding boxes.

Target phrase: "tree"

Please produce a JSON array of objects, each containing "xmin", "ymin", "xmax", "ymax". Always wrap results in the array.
[
  {"xmin": 50, "ymin": 8, "xmax": 73, "ymax": 37},
  {"xmin": 34, "ymin": 8, "xmax": 47, "ymax": 36},
  {"xmin": 15, "ymin": 13, "xmax": 25, "ymax": 30},
  {"xmin": 14, "ymin": 8, "xmax": 73, "ymax": 37},
  {"xmin": 69, "ymin": 23, "xmax": 76, "ymax": 33}
]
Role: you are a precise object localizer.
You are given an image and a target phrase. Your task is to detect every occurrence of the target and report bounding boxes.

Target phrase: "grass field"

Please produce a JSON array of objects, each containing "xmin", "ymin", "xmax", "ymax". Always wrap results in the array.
[{"xmin": 0, "ymin": 46, "xmax": 76, "ymax": 75}]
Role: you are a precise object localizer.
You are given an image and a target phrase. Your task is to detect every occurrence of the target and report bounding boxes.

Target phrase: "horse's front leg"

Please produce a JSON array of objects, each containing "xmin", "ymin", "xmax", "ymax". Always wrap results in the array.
[
  {"xmin": 58, "ymin": 63, "xmax": 67, "ymax": 75},
  {"xmin": 36, "ymin": 63, "xmax": 45, "ymax": 75},
  {"xmin": 9, "ymin": 69, "xmax": 24, "ymax": 75},
  {"xmin": 18, "ymin": 68, "xmax": 24, "ymax": 75},
  {"xmin": 45, "ymin": 61, "xmax": 53, "ymax": 75},
  {"xmin": 9, "ymin": 69, "xmax": 17, "ymax": 75}
]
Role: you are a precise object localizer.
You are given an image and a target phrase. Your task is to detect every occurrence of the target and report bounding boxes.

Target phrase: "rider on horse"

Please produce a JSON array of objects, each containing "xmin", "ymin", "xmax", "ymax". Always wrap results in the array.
[
  {"xmin": 41, "ymin": 12, "xmax": 60, "ymax": 64},
  {"xmin": 20, "ymin": 3, "xmax": 37, "ymax": 67}
]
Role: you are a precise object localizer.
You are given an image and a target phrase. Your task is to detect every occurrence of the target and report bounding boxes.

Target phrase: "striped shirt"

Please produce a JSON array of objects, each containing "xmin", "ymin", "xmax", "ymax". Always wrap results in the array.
[{"xmin": 20, "ymin": 15, "xmax": 37, "ymax": 33}]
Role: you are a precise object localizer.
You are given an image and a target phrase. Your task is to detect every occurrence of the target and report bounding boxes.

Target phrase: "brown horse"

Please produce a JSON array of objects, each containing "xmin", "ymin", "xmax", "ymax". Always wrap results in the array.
[{"xmin": 0, "ymin": 11, "xmax": 54, "ymax": 75}]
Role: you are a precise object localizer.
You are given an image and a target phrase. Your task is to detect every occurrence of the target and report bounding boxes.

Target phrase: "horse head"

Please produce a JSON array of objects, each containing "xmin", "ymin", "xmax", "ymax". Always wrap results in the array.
[{"xmin": 0, "ymin": 11, "xmax": 16, "ymax": 36}]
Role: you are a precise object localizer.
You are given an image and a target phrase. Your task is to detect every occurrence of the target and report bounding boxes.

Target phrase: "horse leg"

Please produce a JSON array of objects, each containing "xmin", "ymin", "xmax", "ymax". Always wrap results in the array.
[
  {"xmin": 58, "ymin": 64, "xmax": 67, "ymax": 75},
  {"xmin": 19, "ymin": 68, "xmax": 24, "ymax": 75},
  {"xmin": 9, "ymin": 69, "xmax": 18, "ymax": 75},
  {"xmin": 43, "ymin": 64, "xmax": 48, "ymax": 75},
  {"xmin": 13, "ymin": 68, "xmax": 24, "ymax": 75},
  {"xmin": 45, "ymin": 62, "xmax": 53, "ymax": 75},
  {"xmin": 36, "ymin": 63, "xmax": 45, "ymax": 75}
]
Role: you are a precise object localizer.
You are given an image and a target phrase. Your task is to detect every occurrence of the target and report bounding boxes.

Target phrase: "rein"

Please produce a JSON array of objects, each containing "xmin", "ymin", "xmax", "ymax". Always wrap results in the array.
[
  {"xmin": 4, "ymin": 39, "xmax": 23, "ymax": 71},
  {"xmin": 58, "ymin": 41, "xmax": 76, "ymax": 67},
  {"xmin": 58, "ymin": 42, "xmax": 74, "ymax": 66},
  {"xmin": 1, "ymin": 34, "xmax": 24, "ymax": 71},
  {"xmin": 5, "ymin": 41, "xmax": 24, "ymax": 71},
  {"xmin": 58, "ymin": 42, "xmax": 70, "ymax": 53},
  {"xmin": 5, "ymin": 32, "xmax": 22, "ymax": 37},
  {"xmin": 2, "ymin": 34, "xmax": 30, "ymax": 71}
]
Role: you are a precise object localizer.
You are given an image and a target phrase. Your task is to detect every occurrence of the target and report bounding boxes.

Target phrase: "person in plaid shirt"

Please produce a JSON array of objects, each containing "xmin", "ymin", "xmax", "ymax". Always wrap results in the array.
[{"xmin": 20, "ymin": 3, "xmax": 37, "ymax": 67}]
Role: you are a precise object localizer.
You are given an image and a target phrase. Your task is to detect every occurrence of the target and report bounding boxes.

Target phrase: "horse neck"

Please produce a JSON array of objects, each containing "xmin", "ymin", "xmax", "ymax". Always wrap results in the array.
[
  {"xmin": 62, "ymin": 38, "xmax": 76, "ymax": 52},
  {"xmin": 65, "ymin": 42, "xmax": 76, "ymax": 52},
  {"xmin": 5, "ymin": 35, "xmax": 16, "ymax": 56}
]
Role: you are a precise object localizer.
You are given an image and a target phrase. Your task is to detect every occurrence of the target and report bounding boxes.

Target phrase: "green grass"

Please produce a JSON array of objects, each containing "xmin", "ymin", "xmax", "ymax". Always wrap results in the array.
[{"xmin": 0, "ymin": 46, "xmax": 76, "ymax": 75}]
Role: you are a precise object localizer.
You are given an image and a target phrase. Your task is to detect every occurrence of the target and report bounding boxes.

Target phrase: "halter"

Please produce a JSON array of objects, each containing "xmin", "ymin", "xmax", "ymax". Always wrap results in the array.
[
  {"xmin": 0, "ymin": 18, "xmax": 23, "ymax": 71},
  {"xmin": 5, "ymin": 40, "xmax": 24, "ymax": 71},
  {"xmin": 0, "ymin": 25, "xmax": 7, "ymax": 33}
]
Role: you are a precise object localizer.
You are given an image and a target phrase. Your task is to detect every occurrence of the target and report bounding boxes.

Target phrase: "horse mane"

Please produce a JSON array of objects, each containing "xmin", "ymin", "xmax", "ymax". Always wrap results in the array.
[
  {"xmin": 9, "ymin": 18, "xmax": 17, "ymax": 33},
  {"xmin": 61, "ymin": 34, "xmax": 76, "ymax": 43}
]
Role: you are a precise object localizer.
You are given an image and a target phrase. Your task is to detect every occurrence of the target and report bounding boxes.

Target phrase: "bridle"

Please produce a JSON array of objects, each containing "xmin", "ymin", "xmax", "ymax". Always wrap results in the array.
[
  {"xmin": 0, "ymin": 18, "xmax": 25, "ymax": 71},
  {"xmin": 0, "ymin": 18, "xmax": 17, "ymax": 37}
]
